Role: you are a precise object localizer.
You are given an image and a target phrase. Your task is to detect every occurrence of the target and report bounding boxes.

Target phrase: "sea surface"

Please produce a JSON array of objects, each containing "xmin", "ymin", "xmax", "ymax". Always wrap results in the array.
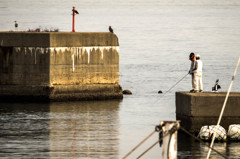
[{"xmin": 1, "ymin": 0, "xmax": 240, "ymax": 158}]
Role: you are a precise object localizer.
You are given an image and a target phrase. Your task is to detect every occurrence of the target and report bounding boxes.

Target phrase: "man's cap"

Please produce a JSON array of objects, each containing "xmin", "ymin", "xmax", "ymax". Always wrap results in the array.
[
  {"xmin": 196, "ymin": 54, "xmax": 200, "ymax": 58},
  {"xmin": 189, "ymin": 52, "xmax": 195, "ymax": 58}
]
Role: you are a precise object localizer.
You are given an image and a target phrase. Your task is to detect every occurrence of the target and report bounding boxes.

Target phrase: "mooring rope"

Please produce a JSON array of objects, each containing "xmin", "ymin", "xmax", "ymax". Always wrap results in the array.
[
  {"xmin": 123, "ymin": 125, "xmax": 228, "ymax": 159},
  {"xmin": 136, "ymin": 123, "xmax": 179, "ymax": 159},
  {"xmin": 136, "ymin": 137, "xmax": 161, "ymax": 159},
  {"xmin": 206, "ymin": 56, "xmax": 240, "ymax": 159},
  {"xmin": 136, "ymin": 127, "xmax": 228, "ymax": 159},
  {"xmin": 136, "ymin": 126, "xmax": 228, "ymax": 159},
  {"xmin": 122, "ymin": 130, "xmax": 156, "ymax": 159},
  {"xmin": 180, "ymin": 127, "xmax": 228, "ymax": 159}
]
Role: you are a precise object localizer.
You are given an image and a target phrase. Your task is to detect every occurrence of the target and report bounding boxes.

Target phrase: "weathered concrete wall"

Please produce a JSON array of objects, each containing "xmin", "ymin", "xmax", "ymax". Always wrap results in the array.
[
  {"xmin": 0, "ymin": 32, "xmax": 122, "ymax": 101},
  {"xmin": 49, "ymin": 46, "xmax": 119, "ymax": 85},
  {"xmin": 0, "ymin": 47, "xmax": 50, "ymax": 85},
  {"xmin": 176, "ymin": 92, "xmax": 240, "ymax": 133}
]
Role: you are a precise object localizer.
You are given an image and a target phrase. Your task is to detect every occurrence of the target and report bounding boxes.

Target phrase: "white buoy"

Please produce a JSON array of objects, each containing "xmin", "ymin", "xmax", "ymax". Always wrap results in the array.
[
  {"xmin": 227, "ymin": 124, "xmax": 240, "ymax": 140},
  {"xmin": 199, "ymin": 125, "xmax": 227, "ymax": 141}
]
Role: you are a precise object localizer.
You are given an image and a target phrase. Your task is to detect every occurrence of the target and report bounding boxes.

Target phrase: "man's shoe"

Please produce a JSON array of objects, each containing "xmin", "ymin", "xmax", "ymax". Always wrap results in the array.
[
  {"xmin": 199, "ymin": 90, "xmax": 203, "ymax": 92},
  {"xmin": 190, "ymin": 89, "xmax": 197, "ymax": 93}
]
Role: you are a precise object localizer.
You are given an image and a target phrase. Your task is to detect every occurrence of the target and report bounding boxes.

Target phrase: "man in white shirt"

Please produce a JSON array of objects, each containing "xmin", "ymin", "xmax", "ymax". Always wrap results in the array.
[{"xmin": 196, "ymin": 54, "xmax": 203, "ymax": 92}]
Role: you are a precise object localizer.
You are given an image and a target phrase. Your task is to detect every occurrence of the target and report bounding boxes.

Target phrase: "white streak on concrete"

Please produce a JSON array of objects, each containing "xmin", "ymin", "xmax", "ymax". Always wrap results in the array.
[
  {"xmin": 115, "ymin": 47, "xmax": 119, "ymax": 52},
  {"xmin": 55, "ymin": 48, "xmax": 61, "ymax": 53},
  {"xmin": 15, "ymin": 46, "xmax": 119, "ymax": 64},
  {"xmin": 49, "ymin": 48, "xmax": 54, "ymax": 56},
  {"xmin": 72, "ymin": 52, "xmax": 75, "ymax": 72},
  {"xmin": 78, "ymin": 48, "xmax": 82, "ymax": 59},
  {"xmin": 14, "ymin": 47, "xmax": 21, "ymax": 52},
  {"xmin": 55, "ymin": 47, "xmax": 69, "ymax": 53},
  {"xmin": 50, "ymin": 48, "xmax": 55, "ymax": 52},
  {"xmin": 71, "ymin": 48, "xmax": 78, "ymax": 72},
  {"xmin": 29, "ymin": 48, "xmax": 33, "ymax": 53},
  {"xmin": 93, "ymin": 47, "xmax": 98, "ymax": 52},
  {"xmin": 38, "ymin": 48, "xmax": 44, "ymax": 54},
  {"xmin": 35, "ymin": 51, "xmax": 37, "ymax": 64},
  {"xmin": 24, "ymin": 48, "xmax": 27, "ymax": 55},
  {"xmin": 99, "ymin": 47, "xmax": 104, "ymax": 59},
  {"xmin": 105, "ymin": 46, "xmax": 111, "ymax": 50},
  {"xmin": 85, "ymin": 47, "xmax": 91, "ymax": 64}
]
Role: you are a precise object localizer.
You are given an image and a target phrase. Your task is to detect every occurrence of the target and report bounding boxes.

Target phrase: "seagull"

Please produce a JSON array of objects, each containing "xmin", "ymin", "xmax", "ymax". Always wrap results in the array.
[
  {"xmin": 109, "ymin": 26, "xmax": 113, "ymax": 33},
  {"xmin": 14, "ymin": 21, "xmax": 18, "ymax": 31}
]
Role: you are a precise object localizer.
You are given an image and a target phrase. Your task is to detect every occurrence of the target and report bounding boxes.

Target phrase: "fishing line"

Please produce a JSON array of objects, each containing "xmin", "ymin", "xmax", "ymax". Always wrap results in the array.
[
  {"xmin": 122, "ymin": 72, "xmax": 189, "ymax": 158},
  {"xmin": 150, "ymin": 72, "xmax": 189, "ymax": 107},
  {"xmin": 161, "ymin": 73, "xmax": 189, "ymax": 97}
]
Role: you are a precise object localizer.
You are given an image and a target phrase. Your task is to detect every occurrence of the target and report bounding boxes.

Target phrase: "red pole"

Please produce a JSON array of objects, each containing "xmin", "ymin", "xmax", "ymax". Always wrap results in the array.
[{"xmin": 72, "ymin": 6, "xmax": 76, "ymax": 32}]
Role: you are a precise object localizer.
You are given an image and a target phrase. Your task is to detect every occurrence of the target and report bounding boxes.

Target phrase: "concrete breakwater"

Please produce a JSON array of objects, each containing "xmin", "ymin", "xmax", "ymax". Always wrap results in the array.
[
  {"xmin": 176, "ymin": 91, "xmax": 240, "ymax": 133},
  {"xmin": 0, "ymin": 32, "xmax": 122, "ymax": 101}
]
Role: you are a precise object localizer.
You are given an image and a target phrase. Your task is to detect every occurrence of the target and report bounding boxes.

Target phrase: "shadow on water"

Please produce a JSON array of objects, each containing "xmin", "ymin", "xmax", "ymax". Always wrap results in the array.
[{"xmin": 0, "ymin": 100, "xmax": 121, "ymax": 159}]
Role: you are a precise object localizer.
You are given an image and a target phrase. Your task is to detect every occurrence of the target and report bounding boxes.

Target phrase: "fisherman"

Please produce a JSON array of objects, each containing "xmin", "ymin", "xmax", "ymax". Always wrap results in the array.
[
  {"xmin": 189, "ymin": 52, "xmax": 197, "ymax": 93},
  {"xmin": 196, "ymin": 54, "xmax": 203, "ymax": 92}
]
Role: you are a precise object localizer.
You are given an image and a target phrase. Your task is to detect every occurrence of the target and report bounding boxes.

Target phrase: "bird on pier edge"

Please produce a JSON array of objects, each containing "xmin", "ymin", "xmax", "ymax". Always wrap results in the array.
[
  {"xmin": 14, "ymin": 21, "xmax": 18, "ymax": 31},
  {"xmin": 109, "ymin": 26, "xmax": 114, "ymax": 33}
]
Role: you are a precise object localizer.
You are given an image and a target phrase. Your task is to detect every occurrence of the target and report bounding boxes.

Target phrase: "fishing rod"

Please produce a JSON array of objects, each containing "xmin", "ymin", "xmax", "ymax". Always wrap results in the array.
[{"xmin": 161, "ymin": 73, "xmax": 189, "ymax": 96}]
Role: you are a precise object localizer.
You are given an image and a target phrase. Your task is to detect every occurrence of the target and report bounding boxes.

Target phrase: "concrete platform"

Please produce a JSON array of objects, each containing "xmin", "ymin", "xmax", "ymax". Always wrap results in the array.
[
  {"xmin": 0, "ymin": 32, "xmax": 122, "ymax": 101},
  {"xmin": 176, "ymin": 91, "xmax": 240, "ymax": 133}
]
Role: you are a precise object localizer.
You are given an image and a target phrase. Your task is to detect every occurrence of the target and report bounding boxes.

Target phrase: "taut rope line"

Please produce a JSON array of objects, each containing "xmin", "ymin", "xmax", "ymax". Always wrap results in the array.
[
  {"xmin": 180, "ymin": 127, "xmax": 228, "ymax": 159},
  {"xmin": 122, "ymin": 130, "xmax": 156, "ymax": 159}
]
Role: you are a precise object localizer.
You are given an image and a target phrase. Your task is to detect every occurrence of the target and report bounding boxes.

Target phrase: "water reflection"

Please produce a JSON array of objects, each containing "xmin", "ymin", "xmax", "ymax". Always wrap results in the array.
[
  {"xmin": 226, "ymin": 142, "xmax": 240, "ymax": 159},
  {"xmin": 0, "ymin": 102, "xmax": 50, "ymax": 158},
  {"xmin": 49, "ymin": 101, "xmax": 120, "ymax": 159},
  {"xmin": 0, "ymin": 100, "xmax": 120, "ymax": 159},
  {"xmin": 178, "ymin": 132, "xmax": 240, "ymax": 158}
]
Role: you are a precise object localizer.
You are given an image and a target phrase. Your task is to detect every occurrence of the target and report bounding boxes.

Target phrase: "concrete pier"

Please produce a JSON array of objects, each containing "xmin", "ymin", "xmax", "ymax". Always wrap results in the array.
[
  {"xmin": 176, "ymin": 92, "xmax": 240, "ymax": 133},
  {"xmin": 0, "ymin": 32, "xmax": 122, "ymax": 101}
]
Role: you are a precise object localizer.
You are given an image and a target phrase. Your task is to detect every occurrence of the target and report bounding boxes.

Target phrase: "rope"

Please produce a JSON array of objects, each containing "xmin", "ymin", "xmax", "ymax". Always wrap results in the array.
[
  {"xmin": 123, "ymin": 73, "xmax": 188, "ymax": 159},
  {"xmin": 133, "ymin": 126, "xmax": 228, "ymax": 159},
  {"xmin": 136, "ymin": 139, "xmax": 160, "ymax": 159},
  {"xmin": 124, "ymin": 125, "xmax": 228, "ymax": 159},
  {"xmin": 136, "ymin": 123, "xmax": 179, "ymax": 159},
  {"xmin": 122, "ymin": 130, "xmax": 156, "ymax": 159},
  {"xmin": 180, "ymin": 127, "xmax": 228, "ymax": 159},
  {"xmin": 206, "ymin": 56, "xmax": 240, "ymax": 159}
]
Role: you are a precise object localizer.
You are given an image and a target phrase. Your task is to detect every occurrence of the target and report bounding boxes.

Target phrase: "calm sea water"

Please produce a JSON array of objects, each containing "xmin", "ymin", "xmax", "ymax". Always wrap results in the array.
[{"xmin": 1, "ymin": 0, "xmax": 240, "ymax": 158}]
